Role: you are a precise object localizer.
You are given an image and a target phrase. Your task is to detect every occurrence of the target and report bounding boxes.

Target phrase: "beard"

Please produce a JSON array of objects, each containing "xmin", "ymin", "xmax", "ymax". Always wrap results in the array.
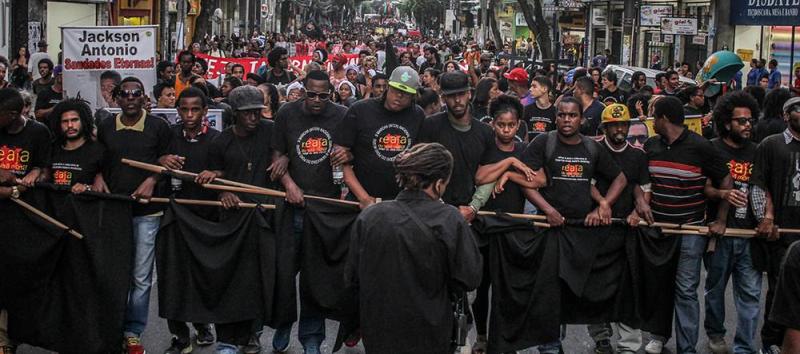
[{"xmin": 729, "ymin": 131, "xmax": 748, "ymax": 144}]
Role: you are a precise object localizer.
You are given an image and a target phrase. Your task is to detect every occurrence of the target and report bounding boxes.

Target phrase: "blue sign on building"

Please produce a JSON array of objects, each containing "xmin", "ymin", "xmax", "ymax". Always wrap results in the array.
[{"xmin": 730, "ymin": 0, "xmax": 800, "ymax": 26}]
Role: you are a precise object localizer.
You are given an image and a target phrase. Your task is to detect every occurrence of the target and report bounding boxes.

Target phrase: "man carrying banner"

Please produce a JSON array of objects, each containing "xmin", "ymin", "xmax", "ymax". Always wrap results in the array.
[
  {"xmin": 46, "ymin": 98, "xmax": 108, "ymax": 194},
  {"xmin": 641, "ymin": 96, "xmax": 732, "ymax": 354},
  {"xmin": 206, "ymin": 85, "xmax": 287, "ymax": 353},
  {"xmin": 344, "ymin": 142, "xmax": 482, "ymax": 354},
  {"xmin": 333, "ymin": 66, "xmax": 425, "ymax": 208},
  {"xmin": 96, "ymin": 77, "xmax": 172, "ymax": 354},
  {"xmin": 701, "ymin": 91, "xmax": 763, "ymax": 354},
  {"xmin": 158, "ymin": 87, "xmax": 220, "ymax": 352},
  {"xmin": 750, "ymin": 96, "xmax": 800, "ymax": 354},
  {"xmin": 269, "ymin": 70, "xmax": 348, "ymax": 354},
  {"xmin": 586, "ymin": 103, "xmax": 651, "ymax": 354}
]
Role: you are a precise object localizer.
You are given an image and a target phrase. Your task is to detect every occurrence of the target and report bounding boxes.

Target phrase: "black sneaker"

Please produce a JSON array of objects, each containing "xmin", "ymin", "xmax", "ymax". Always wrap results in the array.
[
  {"xmin": 243, "ymin": 334, "xmax": 262, "ymax": 354},
  {"xmin": 594, "ymin": 339, "xmax": 613, "ymax": 354},
  {"xmin": 195, "ymin": 324, "xmax": 215, "ymax": 346},
  {"xmin": 164, "ymin": 337, "xmax": 192, "ymax": 354}
]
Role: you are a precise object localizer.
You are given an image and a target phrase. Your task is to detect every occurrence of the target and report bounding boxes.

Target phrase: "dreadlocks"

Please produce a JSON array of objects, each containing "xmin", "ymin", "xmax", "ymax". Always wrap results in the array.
[{"xmin": 393, "ymin": 143, "xmax": 453, "ymax": 197}]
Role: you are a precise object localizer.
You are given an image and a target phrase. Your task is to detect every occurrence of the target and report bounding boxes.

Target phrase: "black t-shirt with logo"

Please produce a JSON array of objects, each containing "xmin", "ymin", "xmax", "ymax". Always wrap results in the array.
[
  {"xmin": 0, "ymin": 119, "xmax": 52, "ymax": 177},
  {"xmin": 523, "ymin": 103, "xmax": 556, "ymax": 138},
  {"xmin": 50, "ymin": 140, "xmax": 105, "ymax": 186},
  {"xmin": 522, "ymin": 134, "xmax": 621, "ymax": 219},
  {"xmin": 272, "ymin": 100, "xmax": 348, "ymax": 198},
  {"xmin": 707, "ymin": 138, "xmax": 757, "ymax": 229},
  {"xmin": 208, "ymin": 120, "xmax": 275, "ymax": 193},
  {"xmin": 419, "ymin": 113, "xmax": 495, "ymax": 206},
  {"xmin": 334, "ymin": 98, "xmax": 425, "ymax": 200},
  {"xmin": 598, "ymin": 88, "xmax": 629, "ymax": 106},
  {"xmin": 483, "ymin": 142, "xmax": 527, "ymax": 213},
  {"xmin": 594, "ymin": 137, "xmax": 650, "ymax": 218}
]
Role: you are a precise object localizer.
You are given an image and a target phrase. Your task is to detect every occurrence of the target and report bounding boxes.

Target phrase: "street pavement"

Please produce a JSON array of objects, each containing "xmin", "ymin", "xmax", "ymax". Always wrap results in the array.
[{"xmin": 17, "ymin": 270, "xmax": 767, "ymax": 354}]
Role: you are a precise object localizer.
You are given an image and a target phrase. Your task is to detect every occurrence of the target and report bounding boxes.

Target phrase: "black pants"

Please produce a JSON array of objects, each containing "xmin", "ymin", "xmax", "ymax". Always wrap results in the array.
[
  {"xmin": 167, "ymin": 320, "xmax": 211, "ymax": 343},
  {"xmin": 761, "ymin": 240, "xmax": 792, "ymax": 347},
  {"xmin": 473, "ymin": 245, "xmax": 491, "ymax": 336}
]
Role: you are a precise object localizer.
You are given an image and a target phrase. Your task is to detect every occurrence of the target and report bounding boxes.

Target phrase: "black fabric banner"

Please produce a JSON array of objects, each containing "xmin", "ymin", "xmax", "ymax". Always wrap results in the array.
[
  {"xmin": 629, "ymin": 226, "xmax": 680, "ymax": 336},
  {"xmin": 157, "ymin": 199, "xmax": 297, "ymax": 326},
  {"xmin": 472, "ymin": 214, "xmax": 561, "ymax": 354},
  {"xmin": 300, "ymin": 199, "xmax": 361, "ymax": 318},
  {"xmin": 0, "ymin": 190, "xmax": 133, "ymax": 354}
]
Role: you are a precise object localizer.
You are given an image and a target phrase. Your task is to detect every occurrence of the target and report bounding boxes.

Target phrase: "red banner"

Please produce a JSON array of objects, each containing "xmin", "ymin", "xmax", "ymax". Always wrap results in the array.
[{"xmin": 195, "ymin": 52, "xmax": 360, "ymax": 80}]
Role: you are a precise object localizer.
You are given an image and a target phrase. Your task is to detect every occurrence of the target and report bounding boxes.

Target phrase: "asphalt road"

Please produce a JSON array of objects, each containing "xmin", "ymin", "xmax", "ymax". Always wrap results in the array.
[{"xmin": 17, "ymin": 270, "xmax": 767, "ymax": 354}]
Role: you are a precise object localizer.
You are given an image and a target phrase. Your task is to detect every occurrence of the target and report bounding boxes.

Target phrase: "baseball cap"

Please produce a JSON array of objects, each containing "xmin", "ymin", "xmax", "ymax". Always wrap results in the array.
[
  {"xmin": 784, "ymin": 97, "xmax": 800, "ymax": 113},
  {"xmin": 228, "ymin": 86, "xmax": 266, "ymax": 111},
  {"xmin": 439, "ymin": 71, "xmax": 471, "ymax": 96},
  {"xmin": 388, "ymin": 66, "xmax": 420, "ymax": 95},
  {"xmin": 601, "ymin": 103, "xmax": 631, "ymax": 125},
  {"xmin": 503, "ymin": 68, "xmax": 528, "ymax": 83}
]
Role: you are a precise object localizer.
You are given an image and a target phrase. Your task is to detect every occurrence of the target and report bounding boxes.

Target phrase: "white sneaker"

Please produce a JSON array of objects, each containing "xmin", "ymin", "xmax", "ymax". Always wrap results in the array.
[{"xmin": 645, "ymin": 339, "xmax": 664, "ymax": 354}]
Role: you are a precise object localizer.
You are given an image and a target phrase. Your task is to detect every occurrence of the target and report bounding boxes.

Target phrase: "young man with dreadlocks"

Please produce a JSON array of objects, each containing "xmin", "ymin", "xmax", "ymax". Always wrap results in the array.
[
  {"xmin": 344, "ymin": 142, "xmax": 482, "ymax": 354},
  {"xmin": 46, "ymin": 98, "xmax": 108, "ymax": 194}
]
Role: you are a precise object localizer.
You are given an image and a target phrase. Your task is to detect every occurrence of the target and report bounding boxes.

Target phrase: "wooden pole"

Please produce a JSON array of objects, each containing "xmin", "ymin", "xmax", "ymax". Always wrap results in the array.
[
  {"xmin": 10, "ymin": 198, "xmax": 84, "ymax": 239},
  {"xmin": 146, "ymin": 197, "xmax": 276, "ymax": 210},
  {"xmin": 121, "ymin": 158, "xmax": 360, "ymax": 207}
]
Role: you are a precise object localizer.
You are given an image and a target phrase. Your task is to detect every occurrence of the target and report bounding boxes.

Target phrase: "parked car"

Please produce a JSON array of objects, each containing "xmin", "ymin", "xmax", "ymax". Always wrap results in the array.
[{"xmin": 604, "ymin": 65, "xmax": 696, "ymax": 92}]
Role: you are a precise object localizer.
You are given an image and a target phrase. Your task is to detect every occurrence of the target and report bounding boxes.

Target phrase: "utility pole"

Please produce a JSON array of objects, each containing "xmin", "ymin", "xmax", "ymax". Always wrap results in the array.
[
  {"xmin": 479, "ymin": 0, "xmax": 487, "ymax": 46},
  {"xmin": 176, "ymin": 0, "xmax": 186, "ymax": 51},
  {"xmin": 622, "ymin": 0, "xmax": 634, "ymax": 65}
]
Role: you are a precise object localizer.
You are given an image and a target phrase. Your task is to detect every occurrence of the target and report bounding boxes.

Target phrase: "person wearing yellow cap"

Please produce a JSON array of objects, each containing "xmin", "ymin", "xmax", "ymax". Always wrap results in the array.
[{"xmin": 586, "ymin": 103, "xmax": 652, "ymax": 354}]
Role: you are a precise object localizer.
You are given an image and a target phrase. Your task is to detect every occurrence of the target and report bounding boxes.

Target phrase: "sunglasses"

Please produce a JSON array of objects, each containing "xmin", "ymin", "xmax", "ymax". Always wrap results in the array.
[
  {"xmin": 306, "ymin": 91, "xmax": 331, "ymax": 101},
  {"xmin": 119, "ymin": 89, "xmax": 144, "ymax": 99},
  {"xmin": 732, "ymin": 117, "xmax": 755, "ymax": 126}
]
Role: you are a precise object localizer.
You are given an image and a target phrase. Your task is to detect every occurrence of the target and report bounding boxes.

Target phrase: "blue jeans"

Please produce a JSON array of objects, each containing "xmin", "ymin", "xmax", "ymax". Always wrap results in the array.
[
  {"xmin": 123, "ymin": 215, "xmax": 161, "ymax": 336},
  {"xmin": 704, "ymin": 237, "xmax": 762, "ymax": 354},
  {"xmin": 674, "ymin": 235, "xmax": 707, "ymax": 354},
  {"xmin": 272, "ymin": 208, "xmax": 325, "ymax": 351}
]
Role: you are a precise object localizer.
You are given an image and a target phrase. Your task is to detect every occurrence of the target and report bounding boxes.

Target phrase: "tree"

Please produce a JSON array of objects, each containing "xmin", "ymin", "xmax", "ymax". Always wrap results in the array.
[
  {"xmin": 515, "ymin": 0, "xmax": 553, "ymax": 59},
  {"xmin": 487, "ymin": 0, "xmax": 502, "ymax": 46}
]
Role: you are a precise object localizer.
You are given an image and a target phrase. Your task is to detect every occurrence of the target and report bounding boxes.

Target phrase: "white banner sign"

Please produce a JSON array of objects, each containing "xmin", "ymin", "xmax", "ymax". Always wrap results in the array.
[
  {"xmin": 640, "ymin": 5, "xmax": 673, "ymax": 26},
  {"xmin": 62, "ymin": 26, "xmax": 158, "ymax": 110},
  {"xmin": 660, "ymin": 17, "xmax": 698, "ymax": 35}
]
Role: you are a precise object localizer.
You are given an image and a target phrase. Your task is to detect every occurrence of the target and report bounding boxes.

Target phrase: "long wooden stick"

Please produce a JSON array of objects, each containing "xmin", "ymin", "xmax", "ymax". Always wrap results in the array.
[
  {"xmin": 478, "ymin": 210, "xmax": 757, "ymax": 237},
  {"xmin": 122, "ymin": 158, "xmax": 359, "ymax": 207},
  {"xmin": 146, "ymin": 197, "xmax": 275, "ymax": 210},
  {"xmin": 10, "ymin": 198, "xmax": 84, "ymax": 239}
]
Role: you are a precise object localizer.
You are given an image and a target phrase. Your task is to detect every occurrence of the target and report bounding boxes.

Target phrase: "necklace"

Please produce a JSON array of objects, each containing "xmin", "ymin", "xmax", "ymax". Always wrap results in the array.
[{"xmin": 233, "ymin": 131, "xmax": 255, "ymax": 172}]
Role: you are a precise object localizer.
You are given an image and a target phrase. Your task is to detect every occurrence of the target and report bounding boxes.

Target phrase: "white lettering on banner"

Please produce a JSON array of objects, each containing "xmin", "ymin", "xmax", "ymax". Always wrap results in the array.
[{"xmin": 748, "ymin": 0, "xmax": 800, "ymax": 6}]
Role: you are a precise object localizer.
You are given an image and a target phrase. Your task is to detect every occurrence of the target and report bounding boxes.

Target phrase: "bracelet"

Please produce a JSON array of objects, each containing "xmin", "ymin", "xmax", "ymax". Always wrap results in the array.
[{"xmin": 86, "ymin": 184, "xmax": 92, "ymax": 191}]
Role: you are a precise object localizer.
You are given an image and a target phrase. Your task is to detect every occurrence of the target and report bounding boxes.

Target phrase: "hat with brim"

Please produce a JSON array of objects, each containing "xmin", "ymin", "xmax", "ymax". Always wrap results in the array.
[
  {"xmin": 389, "ymin": 66, "xmax": 420, "ymax": 94},
  {"xmin": 784, "ymin": 97, "xmax": 800, "ymax": 113},
  {"xmin": 229, "ymin": 85, "xmax": 267, "ymax": 111},
  {"xmin": 389, "ymin": 81, "xmax": 418, "ymax": 94},
  {"xmin": 601, "ymin": 103, "xmax": 631, "ymax": 125},
  {"xmin": 439, "ymin": 71, "xmax": 471, "ymax": 96}
]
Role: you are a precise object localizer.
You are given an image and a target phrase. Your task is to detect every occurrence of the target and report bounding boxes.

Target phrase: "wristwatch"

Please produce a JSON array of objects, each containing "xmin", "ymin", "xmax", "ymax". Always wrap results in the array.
[{"xmin": 10, "ymin": 186, "xmax": 20, "ymax": 199}]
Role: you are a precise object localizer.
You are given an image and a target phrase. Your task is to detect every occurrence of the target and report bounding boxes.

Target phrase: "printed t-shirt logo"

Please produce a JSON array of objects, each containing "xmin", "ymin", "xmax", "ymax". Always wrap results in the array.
[
  {"xmin": 0, "ymin": 145, "xmax": 30, "ymax": 176},
  {"xmin": 372, "ymin": 124, "xmax": 412, "ymax": 161},
  {"xmin": 726, "ymin": 159, "xmax": 752, "ymax": 183},
  {"xmin": 561, "ymin": 163, "xmax": 584, "ymax": 178},
  {"xmin": 52, "ymin": 170, "xmax": 74, "ymax": 186},
  {"xmin": 296, "ymin": 127, "xmax": 333, "ymax": 165}
]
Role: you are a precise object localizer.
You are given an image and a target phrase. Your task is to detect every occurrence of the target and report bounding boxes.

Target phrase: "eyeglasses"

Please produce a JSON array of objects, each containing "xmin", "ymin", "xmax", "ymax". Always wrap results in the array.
[
  {"xmin": 732, "ymin": 117, "xmax": 756, "ymax": 126},
  {"xmin": 306, "ymin": 91, "xmax": 331, "ymax": 101},
  {"xmin": 119, "ymin": 89, "xmax": 144, "ymax": 99}
]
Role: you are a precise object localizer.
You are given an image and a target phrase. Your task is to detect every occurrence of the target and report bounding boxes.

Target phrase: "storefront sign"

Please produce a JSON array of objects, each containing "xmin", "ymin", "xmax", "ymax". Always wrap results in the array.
[
  {"xmin": 660, "ymin": 17, "xmax": 698, "ymax": 35},
  {"xmin": 62, "ymin": 26, "xmax": 157, "ymax": 110},
  {"xmin": 663, "ymin": 34, "xmax": 674, "ymax": 43},
  {"xmin": 692, "ymin": 35, "xmax": 706, "ymax": 45},
  {"xmin": 640, "ymin": 5, "xmax": 673, "ymax": 26},
  {"xmin": 730, "ymin": 0, "xmax": 800, "ymax": 26}
]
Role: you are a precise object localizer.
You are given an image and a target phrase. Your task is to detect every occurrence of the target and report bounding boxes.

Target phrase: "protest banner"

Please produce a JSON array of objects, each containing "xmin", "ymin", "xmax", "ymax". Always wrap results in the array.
[
  {"xmin": 195, "ymin": 52, "xmax": 360, "ymax": 81},
  {"xmin": 62, "ymin": 26, "xmax": 158, "ymax": 110}
]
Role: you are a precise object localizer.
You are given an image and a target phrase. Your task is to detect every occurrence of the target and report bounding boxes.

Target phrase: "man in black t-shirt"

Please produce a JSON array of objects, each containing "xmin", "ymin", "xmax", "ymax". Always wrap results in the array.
[
  {"xmin": 157, "ymin": 87, "xmax": 219, "ymax": 352},
  {"xmin": 205, "ymin": 85, "xmax": 287, "ymax": 352},
  {"xmin": 574, "ymin": 77, "xmax": 605, "ymax": 136},
  {"xmin": 598, "ymin": 71, "xmax": 629, "ymax": 107},
  {"xmin": 419, "ymin": 71, "xmax": 495, "ymax": 221},
  {"xmin": 0, "ymin": 88, "xmax": 51, "ymax": 353},
  {"xmin": 587, "ymin": 104, "xmax": 651, "ymax": 354},
  {"xmin": 769, "ymin": 242, "xmax": 800, "ymax": 353},
  {"xmin": 263, "ymin": 47, "xmax": 297, "ymax": 86},
  {"xmin": 269, "ymin": 71, "xmax": 347, "ymax": 353},
  {"xmin": 47, "ymin": 98, "xmax": 106, "ymax": 194},
  {"xmin": 523, "ymin": 76, "xmax": 557, "ymax": 139},
  {"xmin": 750, "ymin": 96, "xmax": 800, "ymax": 353},
  {"xmin": 333, "ymin": 66, "xmax": 425, "ymax": 208},
  {"xmin": 701, "ymin": 91, "xmax": 763, "ymax": 354},
  {"xmin": 96, "ymin": 77, "xmax": 172, "ymax": 353},
  {"xmin": 34, "ymin": 65, "xmax": 64, "ymax": 122},
  {"xmin": 521, "ymin": 97, "xmax": 626, "ymax": 226}
]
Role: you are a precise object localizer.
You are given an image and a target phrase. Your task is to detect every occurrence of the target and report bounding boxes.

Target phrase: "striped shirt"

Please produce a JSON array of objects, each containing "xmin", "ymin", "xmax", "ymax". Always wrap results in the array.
[{"xmin": 644, "ymin": 129, "xmax": 729, "ymax": 224}]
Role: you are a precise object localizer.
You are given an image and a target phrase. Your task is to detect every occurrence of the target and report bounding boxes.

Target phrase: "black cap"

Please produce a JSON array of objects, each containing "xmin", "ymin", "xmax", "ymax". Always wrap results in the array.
[{"xmin": 439, "ymin": 71, "xmax": 471, "ymax": 96}]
